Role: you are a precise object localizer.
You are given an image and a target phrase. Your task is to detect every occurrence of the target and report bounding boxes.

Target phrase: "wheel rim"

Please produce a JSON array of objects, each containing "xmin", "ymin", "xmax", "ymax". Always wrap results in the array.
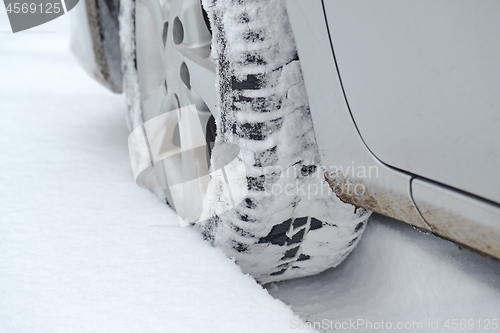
[
  {"xmin": 136, "ymin": 0, "xmax": 215, "ymax": 119},
  {"xmin": 135, "ymin": 0, "xmax": 217, "ymax": 223}
]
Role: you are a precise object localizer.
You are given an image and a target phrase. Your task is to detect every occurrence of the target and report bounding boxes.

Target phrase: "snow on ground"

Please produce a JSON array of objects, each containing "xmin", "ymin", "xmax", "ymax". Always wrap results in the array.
[
  {"xmin": 0, "ymin": 8, "xmax": 311, "ymax": 333},
  {"xmin": 268, "ymin": 214, "xmax": 500, "ymax": 332}
]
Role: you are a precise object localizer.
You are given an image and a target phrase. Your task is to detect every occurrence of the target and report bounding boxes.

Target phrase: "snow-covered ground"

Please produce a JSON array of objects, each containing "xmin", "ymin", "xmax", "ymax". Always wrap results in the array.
[{"xmin": 1, "ymin": 5, "xmax": 499, "ymax": 333}]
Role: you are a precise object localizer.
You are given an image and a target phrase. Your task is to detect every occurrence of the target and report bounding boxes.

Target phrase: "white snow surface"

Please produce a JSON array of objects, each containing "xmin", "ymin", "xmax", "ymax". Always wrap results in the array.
[{"xmin": 0, "ymin": 10, "xmax": 311, "ymax": 333}]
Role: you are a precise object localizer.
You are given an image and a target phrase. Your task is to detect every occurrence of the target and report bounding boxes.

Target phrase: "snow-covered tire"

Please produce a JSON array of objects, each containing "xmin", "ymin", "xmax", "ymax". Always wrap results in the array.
[
  {"xmin": 198, "ymin": 0, "xmax": 371, "ymax": 283},
  {"xmin": 119, "ymin": 0, "xmax": 370, "ymax": 283}
]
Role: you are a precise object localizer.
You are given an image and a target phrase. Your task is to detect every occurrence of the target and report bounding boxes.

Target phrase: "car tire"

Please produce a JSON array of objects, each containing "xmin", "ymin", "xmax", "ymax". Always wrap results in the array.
[{"xmin": 120, "ymin": 0, "xmax": 371, "ymax": 283}]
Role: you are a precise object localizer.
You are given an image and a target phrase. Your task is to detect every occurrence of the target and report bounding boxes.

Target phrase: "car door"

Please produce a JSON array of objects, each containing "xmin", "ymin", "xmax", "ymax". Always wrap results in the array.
[{"xmin": 322, "ymin": 0, "xmax": 500, "ymax": 203}]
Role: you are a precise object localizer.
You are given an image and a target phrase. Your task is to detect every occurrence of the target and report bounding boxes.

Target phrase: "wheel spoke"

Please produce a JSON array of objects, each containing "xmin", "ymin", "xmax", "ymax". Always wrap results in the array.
[
  {"xmin": 178, "ymin": 45, "xmax": 217, "ymax": 116},
  {"xmin": 178, "ymin": 0, "xmax": 211, "ymax": 47}
]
